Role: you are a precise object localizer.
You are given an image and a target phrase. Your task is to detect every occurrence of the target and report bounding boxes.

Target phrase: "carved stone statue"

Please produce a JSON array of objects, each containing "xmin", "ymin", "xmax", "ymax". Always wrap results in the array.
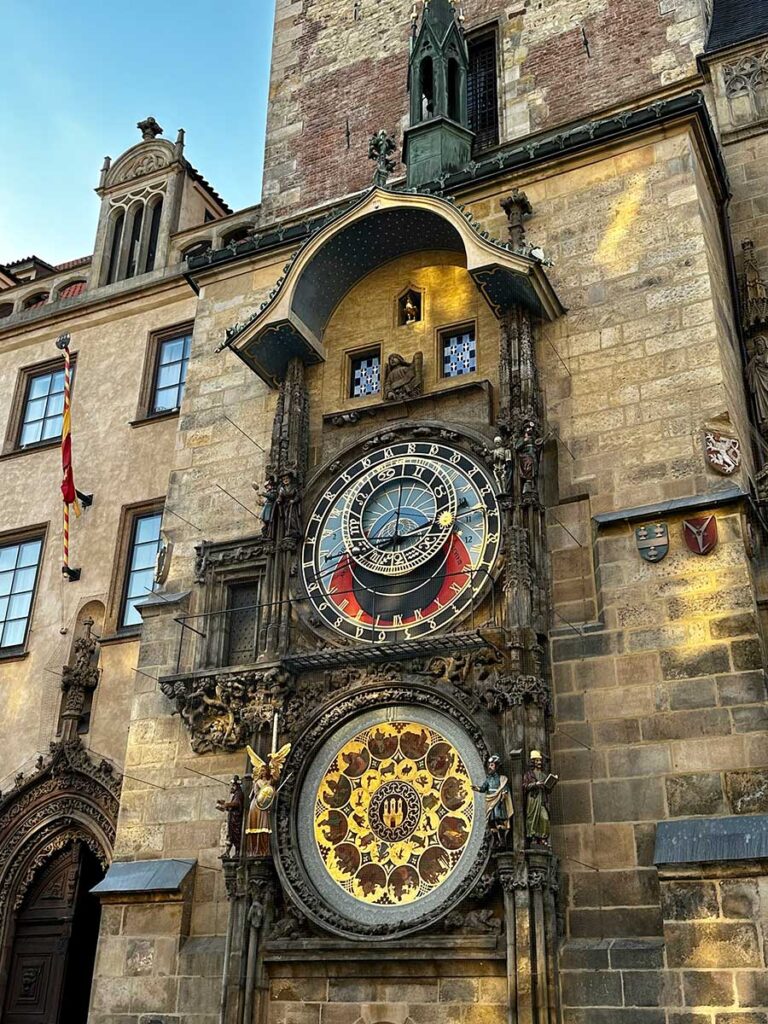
[
  {"xmin": 523, "ymin": 750, "xmax": 558, "ymax": 847},
  {"xmin": 747, "ymin": 335, "xmax": 768, "ymax": 435},
  {"xmin": 473, "ymin": 754, "xmax": 513, "ymax": 842},
  {"xmin": 368, "ymin": 129, "xmax": 397, "ymax": 187},
  {"xmin": 515, "ymin": 420, "xmax": 546, "ymax": 497},
  {"xmin": 383, "ymin": 352, "xmax": 423, "ymax": 402},
  {"xmin": 216, "ymin": 775, "xmax": 244, "ymax": 858},
  {"xmin": 491, "ymin": 435, "xmax": 514, "ymax": 495},
  {"xmin": 500, "ymin": 189, "xmax": 533, "ymax": 251},
  {"xmin": 137, "ymin": 116, "xmax": 163, "ymax": 141},
  {"xmin": 278, "ymin": 471, "xmax": 302, "ymax": 537},
  {"xmin": 255, "ymin": 475, "xmax": 279, "ymax": 538}
]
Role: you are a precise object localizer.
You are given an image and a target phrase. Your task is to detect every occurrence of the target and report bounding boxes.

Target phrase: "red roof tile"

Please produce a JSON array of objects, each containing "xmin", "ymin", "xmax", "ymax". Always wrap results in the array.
[{"xmin": 59, "ymin": 281, "xmax": 87, "ymax": 299}]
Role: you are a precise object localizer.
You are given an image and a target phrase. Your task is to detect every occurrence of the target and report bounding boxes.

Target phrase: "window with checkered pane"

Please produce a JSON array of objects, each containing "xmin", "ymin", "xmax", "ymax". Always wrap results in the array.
[
  {"xmin": 441, "ymin": 326, "xmax": 477, "ymax": 378},
  {"xmin": 350, "ymin": 350, "xmax": 381, "ymax": 398}
]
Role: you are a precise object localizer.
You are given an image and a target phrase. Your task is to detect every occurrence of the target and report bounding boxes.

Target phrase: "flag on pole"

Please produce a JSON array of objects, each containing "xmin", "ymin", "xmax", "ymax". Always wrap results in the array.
[{"xmin": 56, "ymin": 334, "xmax": 80, "ymax": 580}]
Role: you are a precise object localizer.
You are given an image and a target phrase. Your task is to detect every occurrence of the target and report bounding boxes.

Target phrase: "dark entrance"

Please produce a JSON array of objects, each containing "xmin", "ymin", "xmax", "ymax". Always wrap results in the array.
[{"xmin": 3, "ymin": 843, "xmax": 104, "ymax": 1024}]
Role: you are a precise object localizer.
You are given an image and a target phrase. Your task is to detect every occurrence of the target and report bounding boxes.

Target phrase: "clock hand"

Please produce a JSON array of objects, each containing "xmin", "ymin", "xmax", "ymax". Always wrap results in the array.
[{"xmin": 393, "ymin": 481, "xmax": 404, "ymax": 542}]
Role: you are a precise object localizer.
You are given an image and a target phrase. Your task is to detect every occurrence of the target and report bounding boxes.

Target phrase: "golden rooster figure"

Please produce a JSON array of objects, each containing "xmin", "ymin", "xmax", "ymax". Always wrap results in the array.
[{"xmin": 245, "ymin": 743, "xmax": 291, "ymax": 857}]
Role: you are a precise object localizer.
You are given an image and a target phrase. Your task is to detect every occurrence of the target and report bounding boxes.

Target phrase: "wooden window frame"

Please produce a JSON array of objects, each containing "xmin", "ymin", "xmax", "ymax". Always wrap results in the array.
[
  {"xmin": 3, "ymin": 353, "xmax": 76, "ymax": 457},
  {"xmin": 133, "ymin": 321, "xmax": 194, "ymax": 426},
  {"xmin": 105, "ymin": 498, "xmax": 165, "ymax": 638},
  {"xmin": 0, "ymin": 522, "xmax": 48, "ymax": 660}
]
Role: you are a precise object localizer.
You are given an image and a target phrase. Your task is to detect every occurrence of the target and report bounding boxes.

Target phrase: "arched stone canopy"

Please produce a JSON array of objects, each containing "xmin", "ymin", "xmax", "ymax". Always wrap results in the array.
[
  {"xmin": 0, "ymin": 739, "xmax": 120, "ymax": 942},
  {"xmin": 223, "ymin": 187, "xmax": 564, "ymax": 386}
]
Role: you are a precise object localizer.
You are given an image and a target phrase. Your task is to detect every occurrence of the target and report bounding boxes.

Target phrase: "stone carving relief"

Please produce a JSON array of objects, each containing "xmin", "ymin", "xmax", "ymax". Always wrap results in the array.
[
  {"xmin": 383, "ymin": 352, "xmax": 423, "ymax": 402},
  {"xmin": 724, "ymin": 50, "xmax": 768, "ymax": 125},
  {"xmin": 161, "ymin": 668, "xmax": 287, "ymax": 753},
  {"xmin": 107, "ymin": 144, "xmax": 172, "ymax": 187}
]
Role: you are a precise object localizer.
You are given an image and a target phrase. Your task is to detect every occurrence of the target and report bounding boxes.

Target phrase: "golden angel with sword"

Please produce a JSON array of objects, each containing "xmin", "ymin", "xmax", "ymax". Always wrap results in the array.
[{"xmin": 245, "ymin": 743, "xmax": 291, "ymax": 857}]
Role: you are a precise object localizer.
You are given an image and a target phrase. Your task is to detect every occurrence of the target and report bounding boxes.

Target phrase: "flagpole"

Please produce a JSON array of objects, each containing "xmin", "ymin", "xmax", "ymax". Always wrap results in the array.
[{"xmin": 56, "ymin": 333, "xmax": 81, "ymax": 582}]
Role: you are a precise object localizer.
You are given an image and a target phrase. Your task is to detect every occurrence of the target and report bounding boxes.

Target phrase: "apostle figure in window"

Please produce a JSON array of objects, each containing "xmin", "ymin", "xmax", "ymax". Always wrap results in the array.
[
  {"xmin": 255, "ymin": 475, "xmax": 279, "ymax": 539},
  {"xmin": 523, "ymin": 750, "xmax": 557, "ymax": 847},
  {"xmin": 473, "ymin": 754, "xmax": 513, "ymax": 843},
  {"xmin": 278, "ymin": 471, "xmax": 302, "ymax": 537},
  {"xmin": 216, "ymin": 775, "xmax": 244, "ymax": 858}
]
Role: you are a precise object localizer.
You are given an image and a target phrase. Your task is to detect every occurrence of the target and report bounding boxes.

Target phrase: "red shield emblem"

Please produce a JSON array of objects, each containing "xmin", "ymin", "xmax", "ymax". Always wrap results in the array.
[{"xmin": 682, "ymin": 516, "xmax": 718, "ymax": 556}]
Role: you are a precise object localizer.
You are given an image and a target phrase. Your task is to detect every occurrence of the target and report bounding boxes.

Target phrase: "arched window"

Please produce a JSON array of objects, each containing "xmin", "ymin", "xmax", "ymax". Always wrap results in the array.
[
  {"xmin": 182, "ymin": 240, "xmax": 213, "ymax": 261},
  {"xmin": 125, "ymin": 204, "xmax": 145, "ymax": 279},
  {"xmin": 221, "ymin": 225, "xmax": 253, "ymax": 247},
  {"xmin": 58, "ymin": 280, "xmax": 87, "ymax": 301},
  {"xmin": 0, "ymin": 302, "xmax": 13, "ymax": 318},
  {"xmin": 144, "ymin": 198, "xmax": 163, "ymax": 273},
  {"xmin": 23, "ymin": 292, "xmax": 49, "ymax": 309},
  {"xmin": 420, "ymin": 57, "xmax": 434, "ymax": 120},
  {"xmin": 106, "ymin": 211, "xmax": 125, "ymax": 284},
  {"xmin": 448, "ymin": 58, "xmax": 460, "ymax": 121}
]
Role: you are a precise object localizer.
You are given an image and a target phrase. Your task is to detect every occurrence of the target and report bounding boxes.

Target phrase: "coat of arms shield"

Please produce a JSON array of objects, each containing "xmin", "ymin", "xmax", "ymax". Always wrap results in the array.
[
  {"xmin": 704, "ymin": 431, "xmax": 741, "ymax": 476},
  {"xmin": 635, "ymin": 522, "xmax": 669, "ymax": 562},
  {"xmin": 682, "ymin": 515, "xmax": 718, "ymax": 556}
]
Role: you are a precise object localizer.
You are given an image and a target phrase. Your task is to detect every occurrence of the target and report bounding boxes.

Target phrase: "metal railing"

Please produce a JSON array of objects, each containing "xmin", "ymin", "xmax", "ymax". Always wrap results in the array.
[{"xmin": 168, "ymin": 566, "xmax": 500, "ymax": 675}]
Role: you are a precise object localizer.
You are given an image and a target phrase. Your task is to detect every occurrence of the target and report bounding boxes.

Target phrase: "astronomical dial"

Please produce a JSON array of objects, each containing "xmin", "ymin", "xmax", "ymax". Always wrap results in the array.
[{"xmin": 301, "ymin": 440, "xmax": 502, "ymax": 642}]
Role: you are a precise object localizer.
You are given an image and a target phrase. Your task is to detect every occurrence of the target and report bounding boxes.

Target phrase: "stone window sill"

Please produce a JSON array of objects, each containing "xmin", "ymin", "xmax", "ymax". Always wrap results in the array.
[
  {"xmin": 0, "ymin": 440, "xmax": 60, "ymax": 462},
  {"xmin": 129, "ymin": 409, "xmax": 180, "ymax": 428}
]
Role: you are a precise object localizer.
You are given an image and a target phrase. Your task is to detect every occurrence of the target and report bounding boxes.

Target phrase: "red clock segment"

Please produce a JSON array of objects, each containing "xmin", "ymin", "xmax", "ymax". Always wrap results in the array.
[{"xmin": 301, "ymin": 440, "xmax": 502, "ymax": 643}]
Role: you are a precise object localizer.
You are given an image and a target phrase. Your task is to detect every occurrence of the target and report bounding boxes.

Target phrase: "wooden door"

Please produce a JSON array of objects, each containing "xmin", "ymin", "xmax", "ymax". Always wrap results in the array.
[{"xmin": 3, "ymin": 844, "xmax": 103, "ymax": 1024}]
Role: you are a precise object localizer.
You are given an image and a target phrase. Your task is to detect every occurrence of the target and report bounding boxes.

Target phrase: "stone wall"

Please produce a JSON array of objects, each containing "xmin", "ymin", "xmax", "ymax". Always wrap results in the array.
[{"xmin": 261, "ymin": 0, "xmax": 706, "ymax": 219}]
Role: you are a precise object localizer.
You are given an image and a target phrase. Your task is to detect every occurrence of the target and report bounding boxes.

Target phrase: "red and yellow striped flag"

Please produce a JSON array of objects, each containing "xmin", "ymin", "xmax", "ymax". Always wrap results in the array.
[{"xmin": 56, "ymin": 334, "xmax": 79, "ymax": 577}]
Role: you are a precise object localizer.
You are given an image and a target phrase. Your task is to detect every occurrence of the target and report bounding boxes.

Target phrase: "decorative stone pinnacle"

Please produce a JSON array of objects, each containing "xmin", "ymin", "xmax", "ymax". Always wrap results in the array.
[
  {"xmin": 741, "ymin": 239, "xmax": 768, "ymax": 334},
  {"xmin": 501, "ymin": 189, "xmax": 533, "ymax": 252},
  {"xmin": 368, "ymin": 129, "xmax": 397, "ymax": 187},
  {"xmin": 137, "ymin": 116, "xmax": 163, "ymax": 141}
]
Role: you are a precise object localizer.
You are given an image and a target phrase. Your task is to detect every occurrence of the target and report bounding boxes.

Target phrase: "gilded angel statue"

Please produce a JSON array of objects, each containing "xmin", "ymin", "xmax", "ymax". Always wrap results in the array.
[{"xmin": 245, "ymin": 743, "xmax": 291, "ymax": 857}]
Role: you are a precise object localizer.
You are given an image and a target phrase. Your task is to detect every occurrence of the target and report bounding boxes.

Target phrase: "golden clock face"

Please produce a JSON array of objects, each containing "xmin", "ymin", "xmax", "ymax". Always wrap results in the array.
[
  {"xmin": 314, "ymin": 721, "xmax": 474, "ymax": 907},
  {"xmin": 301, "ymin": 440, "xmax": 502, "ymax": 642}
]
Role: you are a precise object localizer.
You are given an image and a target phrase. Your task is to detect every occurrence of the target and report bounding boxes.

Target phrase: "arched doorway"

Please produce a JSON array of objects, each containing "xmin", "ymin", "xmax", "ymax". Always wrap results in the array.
[{"xmin": 3, "ymin": 842, "xmax": 104, "ymax": 1023}]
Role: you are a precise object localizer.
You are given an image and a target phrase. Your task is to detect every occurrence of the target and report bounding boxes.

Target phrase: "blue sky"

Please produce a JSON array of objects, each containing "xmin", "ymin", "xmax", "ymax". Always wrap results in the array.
[{"xmin": 0, "ymin": 0, "xmax": 275, "ymax": 266}]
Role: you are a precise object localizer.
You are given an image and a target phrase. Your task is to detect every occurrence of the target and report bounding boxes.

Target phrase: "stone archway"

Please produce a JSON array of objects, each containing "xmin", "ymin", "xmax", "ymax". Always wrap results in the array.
[{"xmin": 0, "ymin": 738, "xmax": 121, "ymax": 1018}]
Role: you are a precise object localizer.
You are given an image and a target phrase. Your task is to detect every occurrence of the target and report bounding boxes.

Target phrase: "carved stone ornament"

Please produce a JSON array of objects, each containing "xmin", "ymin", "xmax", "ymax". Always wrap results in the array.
[
  {"xmin": 635, "ymin": 522, "xmax": 669, "ymax": 563},
  {"xmin": 0, "ymin": 739, "xmax": 120, "ymax": 917},
  {"xmin": 60, "ymin": 622, "xmax": 100, "ymax": 729},
  {"xmin": 137, "ymin": 116, "xmax": 164, "ymax": 140},
  {"xmin": 703, "ymin": 430, "xmax": 741, "ymax": 476},
  {"xmin": 160, "ymin": 668, "xmax": 288, "ymax": 753},
  {"xmin": 368, "ymin": 129, "xmax": 397, "ymax": 187},
  {"xmin": 273, "ymin": 681, "xmax": 492, "ymax": 940},
  {"xmin": 746, "ymin": 335, "xmax": 768, "ymax": 436},
  {"xmin": 110, "ymin": 148, "xmax": 171, "ymax": 186},
  {"xmin": 724, "ymin": 51, "xmax": 768, "ymax": 124},
  {"xmin": 194, "ymin": 535, "xmax": 272, "ymax": 585},
  {"xmin": 383, "ymin": 351, "xmax": 424, "ymax": 401}
]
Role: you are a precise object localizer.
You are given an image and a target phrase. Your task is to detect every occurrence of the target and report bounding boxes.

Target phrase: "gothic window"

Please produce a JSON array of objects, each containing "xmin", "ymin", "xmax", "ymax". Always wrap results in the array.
[
  {"xmin": 468, "ymin": 33, "xmax": 499, "ymax": 150},
  {"xmin": 153, "ymin": 331, "xmax": 192, "ymax": 413},
  {"xmin": 448, "ymin": 58, "xmax": 461, "ymax": 122},
  {"xmin": 120, "ymin": 509, "xmax": 163, "ymax": 628},
  {"xmin": 106, "ymin": 211, "xmax": 125, "ymax": 284},
  {"xmin": 420, "ymin": 57, "xmax": 435, "ymax": 120},
  {"xmin": 441, "ymin": 324, "xmax": 477, "ymax": 377},
  {"xmin": 126, "ymin": 205, "xmax": 145, "ymax": 279},
  {"xmin": 0, "ymin": 534, "xmax": 43, "ymax": 651},
  {"xmin": 144, "ymin": 198, "xmax": 163, "ymax": 272},
  {"xmin": 19, "ymin": 365, "xmax": 67, "ymax": 447},
  {"xmin": 350, "ymin": 349, "xmax": 381, "ymax": 398},
  {"xmin": 225, "ymin": 581, "xmax": 260, "ymax": 665},
  {"xmin": 23, "ymin": 292, "xmax": 49, "ymax": 309}
]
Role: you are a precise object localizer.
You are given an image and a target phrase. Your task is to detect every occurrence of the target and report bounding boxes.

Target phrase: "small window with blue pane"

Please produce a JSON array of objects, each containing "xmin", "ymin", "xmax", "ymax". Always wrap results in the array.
[
  {"xmin": 19, "ymin": 367, "xmax": 67, "ymax": 447},
  {"xmin": 442, "ymin": 325, "xmax": 477, "ymax": 378},
  {"xmin": 350, "ymin": 349, "xmax": 381, "ymax": 398},
  {"xmin": 0, "ymin": 535, "xmax": 43, "ymax": 651}
]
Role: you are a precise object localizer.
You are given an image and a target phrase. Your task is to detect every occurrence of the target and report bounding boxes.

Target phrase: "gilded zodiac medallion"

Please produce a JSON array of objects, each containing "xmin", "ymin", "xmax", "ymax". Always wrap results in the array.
[{"xmin": 314, "ymin": 721, "xmax": 474, "ymax": 906}]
